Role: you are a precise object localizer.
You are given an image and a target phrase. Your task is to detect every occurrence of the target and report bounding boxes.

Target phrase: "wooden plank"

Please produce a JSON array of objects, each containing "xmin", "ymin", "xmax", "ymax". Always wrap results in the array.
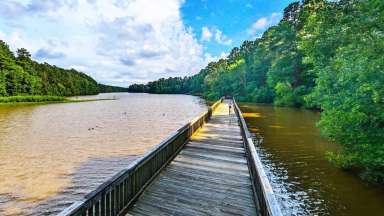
[
  {"xmin": 179, "ymin": 151, "xmax": 248, "ymax": 164},
  {"xmin": 181, "ymin": 146, "xmax": 247, "ymax": 159}
]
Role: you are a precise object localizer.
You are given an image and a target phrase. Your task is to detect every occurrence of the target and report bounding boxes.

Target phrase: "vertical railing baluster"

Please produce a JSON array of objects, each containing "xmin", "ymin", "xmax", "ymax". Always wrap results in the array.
[
  {"xmin": 116, "ymin": 184, "xmax": 120, "ymax": 212},
  {"xmin": 120, "ymin": 182, "xmax": 124, "ymax": 211},
  {"xmin": 106, "ymin": 192, "xmax": 111, "ymax": 216},
  {"xmin": 122, "ymin": 180, "xmax": 125, "ymax": 208},
  {"xmin": 95, "ymin": 201, "xmax": 100, "ymax": 216},
  {"xmin": 124, "ymin": 180, "xmax": 128, "ymax": 207},
  {"xmin": 111, "ymin": 189, "xmax": 115, "ymax": 216},
  {"xmin": 88, "ymin": 204, "xmax": 93, "ymax": 216},
  {"xmin": 114, "ymin": 186, "xmax": 118, "ymax": 214},
  {"xmin": 101, "ymin": 194, "xmax": 106, "ymax": 216}
]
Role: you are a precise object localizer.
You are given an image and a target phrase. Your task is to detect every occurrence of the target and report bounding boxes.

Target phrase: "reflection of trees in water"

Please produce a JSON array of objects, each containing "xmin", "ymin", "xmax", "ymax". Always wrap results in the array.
[
  {"xmin": 0, "ymin": 105, "xmax": 36, "ymax": 128},
  {"xmin": 32, "ymin": 155, "xmax": 137, "ymax": 216}
]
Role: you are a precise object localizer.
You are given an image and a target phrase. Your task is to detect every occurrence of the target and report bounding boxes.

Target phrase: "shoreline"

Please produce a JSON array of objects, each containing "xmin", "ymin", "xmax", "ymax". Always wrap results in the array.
[{"xmin": 0, "ymin": 95, "xmax": 116, "ymax": 106}]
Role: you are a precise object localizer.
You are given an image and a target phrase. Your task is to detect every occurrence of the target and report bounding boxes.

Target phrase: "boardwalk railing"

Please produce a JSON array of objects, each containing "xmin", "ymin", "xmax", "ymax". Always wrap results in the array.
[
  {"xmin": 59, "ymin": 98, "xmax": 223, "ymax": 216},
  {"xmin": 233, "ymin": 99, "xmax": 283, "ymax": 216}
]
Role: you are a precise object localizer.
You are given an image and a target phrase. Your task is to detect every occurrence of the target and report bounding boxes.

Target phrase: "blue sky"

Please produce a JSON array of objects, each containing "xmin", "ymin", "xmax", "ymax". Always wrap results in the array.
[
  {"xmin": 0, "ymin": 0, "xmax": 296, "ymax": 86},
  {"xmin": 182, "ymin": 0, "xmax": 295, "ymax": 56}
]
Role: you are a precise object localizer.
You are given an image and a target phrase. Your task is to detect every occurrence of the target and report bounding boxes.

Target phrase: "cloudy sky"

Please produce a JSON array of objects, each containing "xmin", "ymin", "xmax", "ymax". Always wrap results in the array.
[{"xmin": 0, "ymin": 0, "xmax": 295, "ymax": 86}]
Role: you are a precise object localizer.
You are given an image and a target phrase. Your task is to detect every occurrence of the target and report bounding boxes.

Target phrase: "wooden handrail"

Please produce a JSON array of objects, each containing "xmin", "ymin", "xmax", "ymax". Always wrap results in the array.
[
  {"xmin": 58, "ymin": 97, "xmax": 223, "ymax": 216},
  {"xmin": 232, "ymin": 98, "xmax": 283, "ymax": 216}
]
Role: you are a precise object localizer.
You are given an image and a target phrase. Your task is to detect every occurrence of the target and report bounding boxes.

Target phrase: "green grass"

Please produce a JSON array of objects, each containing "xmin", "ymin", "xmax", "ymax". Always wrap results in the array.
[
  {"xmin": 0, "ymin": 95, "xmax": 117, "ymax": 105},
  {"xmin": 0, "ymin": 95, "xmax": 66, "ymax": 103}
]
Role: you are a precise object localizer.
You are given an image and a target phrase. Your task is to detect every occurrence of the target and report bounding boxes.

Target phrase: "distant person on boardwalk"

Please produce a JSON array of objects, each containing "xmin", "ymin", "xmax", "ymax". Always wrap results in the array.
[{"xmin": 228, "ymin": 101, "xmax": 232, "ymax": 115}]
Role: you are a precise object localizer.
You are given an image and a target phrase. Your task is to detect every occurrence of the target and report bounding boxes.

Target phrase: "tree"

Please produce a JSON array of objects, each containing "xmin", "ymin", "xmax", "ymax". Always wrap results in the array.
[{"xmin": 307, "ymin": 0, "xmax": 384, "ymax": 183}]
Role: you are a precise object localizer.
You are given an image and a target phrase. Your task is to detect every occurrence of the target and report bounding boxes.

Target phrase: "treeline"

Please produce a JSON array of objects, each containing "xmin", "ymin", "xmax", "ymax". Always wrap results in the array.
[
  {"xmin": 0, "ymin": 40, "xmax": 127, "ymax": 97},
  {"xmin": 98, "ymin": 84, "xmax": 129, "ymax": 93},
  {"xmin": 129, "ymin": 0, "xmax": 384, "ymax": 183},
  {"xmin": 128, "ymin": 77, "xmax": 190, "ymax": 94}
]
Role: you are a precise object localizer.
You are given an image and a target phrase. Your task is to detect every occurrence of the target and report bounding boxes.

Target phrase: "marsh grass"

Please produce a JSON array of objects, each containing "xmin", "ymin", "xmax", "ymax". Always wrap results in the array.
[
  {"xmin": 0, "ymin": 95, "xmax": 65, "ymax": 103},
  {"xmin": 0, "ymin": 95, "xmax": 115, "ymax": 105}
]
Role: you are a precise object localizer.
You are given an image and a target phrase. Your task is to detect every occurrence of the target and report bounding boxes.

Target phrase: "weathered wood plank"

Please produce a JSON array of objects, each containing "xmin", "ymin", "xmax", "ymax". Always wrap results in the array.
[
  {"xmin": 127, "ymin": 101, "xmax": 257, "ymax": 216},
  {"xmin": 179, "ymin": 151, "xmax": 248, "ymax": 164}
]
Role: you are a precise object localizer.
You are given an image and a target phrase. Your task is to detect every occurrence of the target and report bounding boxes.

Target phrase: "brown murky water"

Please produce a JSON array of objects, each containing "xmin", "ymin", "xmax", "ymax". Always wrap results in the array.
[
  {"xmin": 0, "ymin": 93, "xmax": 207, "ymax": 215},
  {"xmin": 240, "ymin": 103, "xmax": 384, "ymax": 216}
]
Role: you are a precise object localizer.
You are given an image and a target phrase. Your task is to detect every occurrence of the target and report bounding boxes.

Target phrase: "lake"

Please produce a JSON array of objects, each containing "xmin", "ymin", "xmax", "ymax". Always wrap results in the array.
[
  {"xmin": 240, "ymin": 103, "xmax": 384, "ymax": 216},
  {"xmin": 0, "ymin": 93, "xmax": 207, "ymax": 215}
]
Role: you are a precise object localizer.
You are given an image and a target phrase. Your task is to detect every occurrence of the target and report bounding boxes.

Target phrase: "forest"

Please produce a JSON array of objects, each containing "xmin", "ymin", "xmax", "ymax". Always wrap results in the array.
[
  {"xmin": 0, "ymin": 41, "xmax": 127, "ymax": 99},
  {"xmin": 128, "ymin": 0, "xmax": 384, "ymax": 184}
]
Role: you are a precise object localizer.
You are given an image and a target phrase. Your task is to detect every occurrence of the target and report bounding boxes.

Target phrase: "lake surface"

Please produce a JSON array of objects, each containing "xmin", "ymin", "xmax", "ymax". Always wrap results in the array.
[
  {"xmin": 240, "ymin": 103, "xmax": 384, "ymax": 216},
  {"xmin": 0, "ymin": 93, "xmax": 207, "ymax": 216}
]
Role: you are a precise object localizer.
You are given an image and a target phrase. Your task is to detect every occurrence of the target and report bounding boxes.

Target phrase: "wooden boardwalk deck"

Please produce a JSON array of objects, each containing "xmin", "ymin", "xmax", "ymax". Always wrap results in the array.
[{"xmin": 126, "ymin": 100, "xmax": 257, "ymax": 216}]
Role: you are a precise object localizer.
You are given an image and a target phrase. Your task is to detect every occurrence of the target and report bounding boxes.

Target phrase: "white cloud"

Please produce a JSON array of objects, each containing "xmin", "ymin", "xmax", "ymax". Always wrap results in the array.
[
  {"xmin": 214, "ymin": 30, "xmax": 232, "ymax": 45},
  {"xmin": 201, "ymin": 26, "xmax": 212, "ymax": 41},
  {"xmin": 248, "ymin": 12, "xmax": 282, "ymax": 37},
  {"xmin": 0, "ymin": 0, "xmax": 210, "ymax": 86},
  {"xmin": 201, "ymin": 26, "xmax": 232, "ymax": 46}
]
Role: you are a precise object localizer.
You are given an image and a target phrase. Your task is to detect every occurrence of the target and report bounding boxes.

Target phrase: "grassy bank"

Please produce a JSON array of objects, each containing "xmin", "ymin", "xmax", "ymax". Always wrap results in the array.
[
  {"xmin": 0, "ymin": 95, "xmax": 117, "ymax": 105},
  {"xmin": 0, "ymin": 95, "xmax": 66, "ymax": 103}
]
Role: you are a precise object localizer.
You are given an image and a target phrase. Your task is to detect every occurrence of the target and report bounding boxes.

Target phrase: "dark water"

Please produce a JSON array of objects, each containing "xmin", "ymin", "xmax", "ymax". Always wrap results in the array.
[
  {"xmin": 0, "ymin": 93, "xmax": 207, "ymax": 215},
  {"xmin": 240, "ymin": 103, "xmax": 384, "ymax": 216}
]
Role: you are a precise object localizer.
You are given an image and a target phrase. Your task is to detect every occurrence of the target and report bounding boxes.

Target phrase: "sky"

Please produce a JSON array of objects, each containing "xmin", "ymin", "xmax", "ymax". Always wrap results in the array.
[{"xmin": 0, "ymin": 0, "xmax": 295, "ymax": 86}]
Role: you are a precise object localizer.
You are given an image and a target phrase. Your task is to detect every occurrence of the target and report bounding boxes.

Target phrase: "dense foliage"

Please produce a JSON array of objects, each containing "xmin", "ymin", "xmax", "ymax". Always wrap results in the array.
[
  {"xmin": 0, "ymin": 41, "xmax": 127, "ymax": 98},
  {"xmin": 98, "ymin": 84, "xmax": 129, "ymax": 93},
  {"xmin": 128, "ymin": 77, "xmax": 189, "ymax": 94},
  {"xmin": 129, "ymin": 0, "xmax": 384, "ymax": 183}
]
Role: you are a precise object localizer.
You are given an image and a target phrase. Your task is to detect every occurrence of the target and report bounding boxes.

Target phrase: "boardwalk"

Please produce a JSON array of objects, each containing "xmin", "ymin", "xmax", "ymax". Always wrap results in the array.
[
  {"xmin": 126, "ymin": 100, "xmax": 257, "ymax": 216},
  {"xmin": 58, "ymin": 98, "xmax": 281, "ymax": 216}
]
